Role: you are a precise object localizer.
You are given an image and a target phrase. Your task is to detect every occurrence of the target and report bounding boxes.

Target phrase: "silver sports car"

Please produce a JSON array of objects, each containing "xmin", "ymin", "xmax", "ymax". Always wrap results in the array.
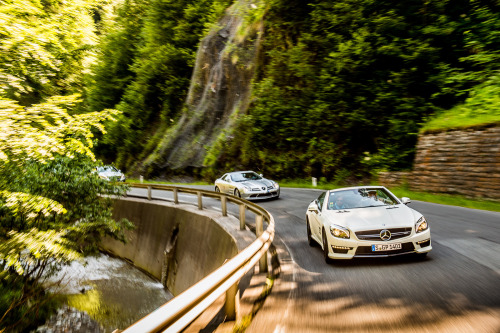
[
  {"xmin": 214, "ymin": 171, "xmax": 280, "ymax": 200},
  {"xmin": 306, "ymin": 186, "xmax": 431, "ymax": 262}
]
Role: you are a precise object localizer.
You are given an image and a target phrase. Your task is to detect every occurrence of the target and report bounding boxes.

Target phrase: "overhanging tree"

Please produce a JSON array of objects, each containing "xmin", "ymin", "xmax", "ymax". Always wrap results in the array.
[{"xmin": 0, "ymin": 95, "xmax": 132, "ymax": 332}]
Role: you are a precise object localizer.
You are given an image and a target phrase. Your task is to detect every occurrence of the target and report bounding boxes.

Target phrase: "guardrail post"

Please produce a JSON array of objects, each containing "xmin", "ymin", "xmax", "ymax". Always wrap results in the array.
[
  {"xmin": 256, "ymin": 215, "xmax": 268, "ymax": 273},
  {"xmin": 221, "ymin": 195, "xmax": 227, "ymax": 216},
  {"xmin": 197, "ymin": 191, "xmax": 203, "ymax": 210},
  {"xmin": 239, "ymin": 204, "xmax": 246, "ymax": 230},
  {"xmin": 173, "ymin": 188, "xmax": 179, "ymax": 204},
  {"xmin": 224, "ymin": 282, "xmax": 239, "ymax": 321},
  {"xmin": 147, "ymin": 186, "xmax": 152, "ymax": 200}
]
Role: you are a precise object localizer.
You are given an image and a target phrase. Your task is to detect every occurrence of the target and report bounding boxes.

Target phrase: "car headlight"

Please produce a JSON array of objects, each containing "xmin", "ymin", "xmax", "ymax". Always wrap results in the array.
[
  {"xmin": 99, "ymin": 175, "xmax": 109, "ymax": 180},
  {"xmin": 272, "ymin": 181, "xmax": 279, "ymax": 189},
  {"xmin": 242, "ymin": 185, "xmax": 251, "ymax": 192},
  {"xmin": 330, "ymin": 224, "xmax": 350, "ymax": 239},
  {"xmin": 415, "ymin": 216, "xmax": 428, "ymax": 233}
]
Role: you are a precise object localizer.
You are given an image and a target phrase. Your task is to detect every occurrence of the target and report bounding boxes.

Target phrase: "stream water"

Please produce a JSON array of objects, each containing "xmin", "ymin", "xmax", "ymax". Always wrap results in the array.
[{"xmin": 49, "ymin": 253, "xmax": 173, "ymax": 332}]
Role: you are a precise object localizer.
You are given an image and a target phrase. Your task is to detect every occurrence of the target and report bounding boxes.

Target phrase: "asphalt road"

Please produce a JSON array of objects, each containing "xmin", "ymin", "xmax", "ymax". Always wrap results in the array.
[{"xmin": 128, "ymin": 186, "xmax": 500, "ymax": 332}]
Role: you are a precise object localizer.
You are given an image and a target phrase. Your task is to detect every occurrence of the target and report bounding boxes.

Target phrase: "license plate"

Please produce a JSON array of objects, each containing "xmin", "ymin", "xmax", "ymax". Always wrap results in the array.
[{"xmin": 371, "ymin": 243, "xmax": 402, "ymax": 251}]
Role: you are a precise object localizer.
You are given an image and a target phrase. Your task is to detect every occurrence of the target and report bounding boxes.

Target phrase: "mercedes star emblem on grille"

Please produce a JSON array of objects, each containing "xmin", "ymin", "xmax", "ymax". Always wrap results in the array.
[{"xmin": 380, "ymin": 229, "xmax": 392, "ymax": 241}]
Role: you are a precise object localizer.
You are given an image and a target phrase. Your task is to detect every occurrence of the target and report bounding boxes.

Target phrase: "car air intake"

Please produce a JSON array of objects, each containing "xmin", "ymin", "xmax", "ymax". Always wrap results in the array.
[{"xmin": 355, "ymin": 227, "xmax": 412, "ymax": 241}]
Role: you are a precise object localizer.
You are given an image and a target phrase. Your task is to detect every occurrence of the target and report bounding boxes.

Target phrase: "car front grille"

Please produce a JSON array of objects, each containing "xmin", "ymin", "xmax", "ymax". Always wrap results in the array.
[
  {"xmin": 249, "ymin": 191, "xmax": 279, "ymax": 198},
  {"xmin": 355, "ymin": 242, "xmax": 415, "ymax": 256},
  {"xmin": 355, "ymin": 227, "xmax": 412, "ymax": 241}
]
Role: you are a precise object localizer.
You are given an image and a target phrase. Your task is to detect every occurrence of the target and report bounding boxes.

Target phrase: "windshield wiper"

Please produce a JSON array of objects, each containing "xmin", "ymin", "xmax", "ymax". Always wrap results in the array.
[
  {"xmin": 386, "ymin": 206, "xmax": 399, "ymax": 209},
  {"xmin": 336, "ymin": 210, "xmax": 350, "ymax": 213}
]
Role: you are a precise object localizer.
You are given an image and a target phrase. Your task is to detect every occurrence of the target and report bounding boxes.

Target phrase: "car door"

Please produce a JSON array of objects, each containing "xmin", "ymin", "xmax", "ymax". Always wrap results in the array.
[
  {"xmin": 309, "ymin": 192, "xmax": 326, "ymax": 241},
  {"xmin": 221, "ymin": 174, "xmax": 231, "ymax": 194},
  {"xmin": 224, "ymin": 174, "xmax": 236, "ymax": 195}
]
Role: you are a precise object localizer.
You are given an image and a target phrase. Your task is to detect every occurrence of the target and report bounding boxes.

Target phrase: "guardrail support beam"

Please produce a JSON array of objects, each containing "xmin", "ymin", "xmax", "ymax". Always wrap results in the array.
[
  {"xmin": 173, "ymin": 188, "xmax": 179, "ymax": 204},
  {"xmin": 256, "ymin": 215, "xmax": 268, "ymax": 273},
  {"xmin": 147, "ymin": 186, "xmax": 152, "ymax": 200},
  {"xmin": 221, "ymin": 196, "xmax": 227, "ymax": 216},
  {"xmin": 197, "ymin": 192, "xmax": 203, "ymax": 210},
  {"xmin": 225, "ymin": 282, "xmax": 240, "ymax": 321},
  {"xmin": 239, "ymin": 204, "xmax": 246, "ymax": 230}
]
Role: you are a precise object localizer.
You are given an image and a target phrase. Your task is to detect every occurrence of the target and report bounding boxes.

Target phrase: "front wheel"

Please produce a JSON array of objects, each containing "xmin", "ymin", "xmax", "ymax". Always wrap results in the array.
[
  {"xmin": 415, "ymin": 252, "xmax": 428, "ymax": 260},
  {"xmin": 306, "ymin": 220, "xmax": 314, "ymax": 247},
  {"xmin": 234, "ymin": 188, "xmax": 241, "ymax": 198},
  {"xmin": 215, "ymin": 186, "xmax": 220, "ymax": 193},
  {"xmin": 322, "ymin": 230, "xmax": 332, "ymax": 264}
]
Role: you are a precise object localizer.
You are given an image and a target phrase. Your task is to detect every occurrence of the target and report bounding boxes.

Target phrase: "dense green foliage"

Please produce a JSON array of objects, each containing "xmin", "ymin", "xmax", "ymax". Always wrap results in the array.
[
  {"xmin": 0, "ymin": 96, "xmax": 131, "ymax": 332},
  {"xmin": 421, "ymin": 75, "xmax": 500, "ymax": 132},
  {"xmin": 86, "ymin": 0, "xmax": 500, "ymax": 181},
  {"xmin": 220, "ymin": 0, "xmax": 500, "ymax": 179},
  {"xmin": 0, "ymin": 1, "xmax": 132, "ymax": 331},
  {"xmin": 0, "ymin": 0, "xmax": 107, "ymax": 105}
]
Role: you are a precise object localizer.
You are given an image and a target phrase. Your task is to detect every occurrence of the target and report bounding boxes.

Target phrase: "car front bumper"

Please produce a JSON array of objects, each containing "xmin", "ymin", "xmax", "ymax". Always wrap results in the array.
[
  {"xmin": 241, "ymin": 188, "xmax": 280, "ymax": 200},
  {"xmin": 326, "ymin": 228, "xmax": 432, "ymax": 259}
]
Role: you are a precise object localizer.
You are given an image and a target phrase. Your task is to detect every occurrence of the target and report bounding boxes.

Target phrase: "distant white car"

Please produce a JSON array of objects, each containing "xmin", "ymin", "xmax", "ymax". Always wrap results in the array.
[
  {"xmin": 306, "ymin": 186, "xmax": 431, "ymax": 262},
  {"xmin": 214, "ymin": 171, "xmax": 280, "ymax": 200},
  {"xmin": 96, "ymin": 166, "xmax": 126, "ymax": 182}
]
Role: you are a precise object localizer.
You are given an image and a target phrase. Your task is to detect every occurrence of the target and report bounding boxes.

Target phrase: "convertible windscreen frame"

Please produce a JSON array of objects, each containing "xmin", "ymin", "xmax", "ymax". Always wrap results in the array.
[{"xmin": 327, "ymin": 188, "xmax": 400, "ymax": 210}]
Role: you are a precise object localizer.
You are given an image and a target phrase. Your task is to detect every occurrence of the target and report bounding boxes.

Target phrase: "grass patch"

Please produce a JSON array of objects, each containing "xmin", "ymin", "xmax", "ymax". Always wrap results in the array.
[
  {"xmin": 421, "ymin": 111, "xmax": 500, "ymax": 133},
  {"xmin": 420, "ymin": 77, "xmax": 500, "ymax": 133},
  {"xmin": 388, "ymin": 186, "xmax": 500, "ymax": 212}
]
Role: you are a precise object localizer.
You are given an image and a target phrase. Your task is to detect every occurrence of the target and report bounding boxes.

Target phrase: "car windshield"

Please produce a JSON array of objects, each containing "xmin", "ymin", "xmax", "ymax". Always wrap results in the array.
[
  {"xmin": 231, "ymin": 172, "xmax": 262, "ymax": 182},
  {"xmin": 327, "ymin": 188, "xmax": 399, "ymax": 210},
  {"xmin": 97, "ymin": 166, "xmax": 119, "ymax": 173}
]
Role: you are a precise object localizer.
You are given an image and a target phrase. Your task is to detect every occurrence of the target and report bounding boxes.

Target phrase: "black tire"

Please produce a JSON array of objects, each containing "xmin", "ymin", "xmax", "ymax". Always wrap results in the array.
[
  {"xmin": 415, "ymin": 252, "xmax": 428, "ymax": 260},
  {"xmin": 234, "ymin": 188, "xmax": 241, "ymax": 198},
  {"xmin": 322, "ymin": 230, "xmax": 332, "ymax": 264},
  {"xmin": 306, "ymin": 219, "xmax": 314, "ymax": 247},
  {"xmin": 215, "ymin": 186, "xmax": 220, "ymax": 193}
]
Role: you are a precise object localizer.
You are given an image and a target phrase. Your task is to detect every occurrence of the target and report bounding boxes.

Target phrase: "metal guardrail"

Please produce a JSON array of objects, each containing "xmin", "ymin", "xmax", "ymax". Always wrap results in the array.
[{"xmin": 114, "ymin": 183, "xmax": 275, "ymax": 333}]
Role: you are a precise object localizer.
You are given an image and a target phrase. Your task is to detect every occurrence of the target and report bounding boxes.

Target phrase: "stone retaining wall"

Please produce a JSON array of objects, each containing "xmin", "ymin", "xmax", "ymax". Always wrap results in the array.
[{"xmin": 379, "ymin": 124, "xmax": 500, "ymax": 200}]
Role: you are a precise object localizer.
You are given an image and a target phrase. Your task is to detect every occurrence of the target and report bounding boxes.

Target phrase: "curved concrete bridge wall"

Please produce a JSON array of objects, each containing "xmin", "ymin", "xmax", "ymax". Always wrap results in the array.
[{"xmin": 100, "ymin": 197, "xmax": 254, "ymax": 296}]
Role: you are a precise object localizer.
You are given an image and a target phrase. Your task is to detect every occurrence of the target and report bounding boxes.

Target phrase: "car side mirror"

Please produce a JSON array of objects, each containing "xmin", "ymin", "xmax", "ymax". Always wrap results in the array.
[
  {"xmin": 401, "ymin": 197, "xmax": 411, "ymax": 205},
  {"xmin": 308, "ymin": 201, "xmax": 319, "ymax": 213}
]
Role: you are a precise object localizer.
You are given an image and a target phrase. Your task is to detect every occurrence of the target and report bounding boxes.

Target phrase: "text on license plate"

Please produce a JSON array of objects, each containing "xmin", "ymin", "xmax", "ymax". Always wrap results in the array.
[{"xmin": 371, "ymin": 243, "xmax": 402, "ymax": 251}]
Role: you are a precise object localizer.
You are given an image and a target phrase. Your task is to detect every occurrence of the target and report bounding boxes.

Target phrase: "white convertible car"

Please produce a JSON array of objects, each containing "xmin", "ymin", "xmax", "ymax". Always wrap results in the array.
[
  {"xmin": 306, "ymin": 186, "xmax": 431, "ymax": 262},
  {"xmin": 214, "ymin": 171, "xmax": 280, "ymax": 200}
]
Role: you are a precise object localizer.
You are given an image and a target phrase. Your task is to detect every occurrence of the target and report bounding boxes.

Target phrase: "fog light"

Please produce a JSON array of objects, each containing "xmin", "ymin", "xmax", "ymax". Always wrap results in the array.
[{"xmin": 331, "ymin": 245, "xmax": 351, "ymax": 250}]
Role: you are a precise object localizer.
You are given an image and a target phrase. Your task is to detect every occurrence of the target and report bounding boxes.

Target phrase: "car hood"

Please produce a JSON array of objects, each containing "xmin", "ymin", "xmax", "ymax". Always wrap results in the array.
[
  {"xmin": 241, "ymin": 179, "xmax": 272, "ymax": 188},
  {"xmin": 322, "ymin": 205, "xmax": 420, "ymax": 231}
]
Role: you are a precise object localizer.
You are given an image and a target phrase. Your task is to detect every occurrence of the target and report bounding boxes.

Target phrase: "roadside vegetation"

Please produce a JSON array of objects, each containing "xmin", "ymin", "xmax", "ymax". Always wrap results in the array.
[
  {"xmin": 420, "ymin": 76, "xmax": 500, "ymax": 133},
  {"xmin": 0, "ymin": 2, "xmax": 132, "ymax": 331}
]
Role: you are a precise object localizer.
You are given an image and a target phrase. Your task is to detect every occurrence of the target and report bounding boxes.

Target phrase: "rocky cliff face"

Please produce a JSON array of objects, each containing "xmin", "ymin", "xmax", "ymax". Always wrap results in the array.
[{"xmin": 143, "ymin": 0, "xmax": 264, "ymax": 173}]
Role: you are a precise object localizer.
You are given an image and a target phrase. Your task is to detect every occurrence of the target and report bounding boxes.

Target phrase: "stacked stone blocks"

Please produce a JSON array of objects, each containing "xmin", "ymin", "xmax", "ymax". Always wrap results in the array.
[{"xmin": 379, "ymin": 124, "xmax": 500, "ymax": 200}]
